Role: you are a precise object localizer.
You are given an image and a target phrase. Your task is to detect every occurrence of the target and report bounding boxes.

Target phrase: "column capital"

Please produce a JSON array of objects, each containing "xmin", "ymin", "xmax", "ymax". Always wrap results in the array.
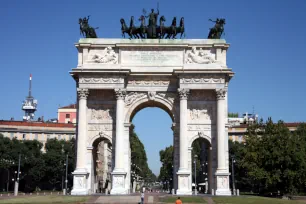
[
  {"xmin": 178, "ymin": 88, "xmax": 190, "ymax": 100},
  {"xmin": 114, "ymin": 88, "xmax": 127, "ymax": 100},
  {"xmin": 77, "ymin": 88, "xmax": 89, "ymax": 100},
  {"xmin": 215, "ymin": 88, "xmax": 227, "ymax": 100}
]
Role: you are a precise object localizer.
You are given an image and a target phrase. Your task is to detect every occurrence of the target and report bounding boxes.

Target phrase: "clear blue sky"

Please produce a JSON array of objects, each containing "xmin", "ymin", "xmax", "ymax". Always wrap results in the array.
[{"xmin": 1, "ymin": 0, "xmax": 306, "ymax": 175}]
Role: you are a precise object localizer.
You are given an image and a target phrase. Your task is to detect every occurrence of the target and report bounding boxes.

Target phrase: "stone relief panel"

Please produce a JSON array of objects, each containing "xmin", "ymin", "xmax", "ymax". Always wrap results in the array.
[
  {"xmin": 88, "ymin": 104, "xmax": 115, "ymax": 123},
  {"xmin": 185, "ymin": 47, "xmax": 216, "ymax": 64},
  {"xmin": 187, "ymin": 104, "xmax": 215, "ymax": 123},
  {"xmin": 88, "ymin": 124, "xmax": 113, "ymax": 131},
  {"xmin": 87, "ymin": 47, "xmax": 118, "ymax": 64}
]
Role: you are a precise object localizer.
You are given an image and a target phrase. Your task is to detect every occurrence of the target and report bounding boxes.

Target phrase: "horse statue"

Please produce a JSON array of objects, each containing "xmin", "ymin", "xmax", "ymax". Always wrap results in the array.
[
  {"xmin": 158, "ymin": 15, "xmax": 167, "ymax": 38},
  {"xmin": 208, "ymin": 18, "xmax": 225, "ymax": 39},
  {"xmin": 164, "ymin": 17, "xmax": 177, "ymax": 39},
  {"xmin": 120, "ymin": 18, "xmax": 132, "ymax": 39},
  {"xmin": 176, "ymin": 17, "xmax": 185, "ymax": 39},
  {"xmin": 129, "ymin": 16, "xmax": 140, "ymax": 39},
  {"xmin": 138, "ymin": 15, "xmax": 147, "ymax": 38},
  {"xmin": 79, "ymin": 16, "xmax": 98, "ymax": 38}
]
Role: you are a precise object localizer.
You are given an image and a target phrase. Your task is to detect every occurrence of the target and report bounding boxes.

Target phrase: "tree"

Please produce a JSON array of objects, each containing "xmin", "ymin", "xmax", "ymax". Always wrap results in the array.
[{"xmin": 130, "ymin": 125, "xmax": 156, "ymax": 183}]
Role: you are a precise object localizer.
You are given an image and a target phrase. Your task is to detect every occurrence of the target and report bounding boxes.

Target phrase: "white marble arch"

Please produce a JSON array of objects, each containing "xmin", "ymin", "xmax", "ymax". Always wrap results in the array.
[{"xmin": 70, "ymin": 38, "xmax": 234, "ymax": 196}]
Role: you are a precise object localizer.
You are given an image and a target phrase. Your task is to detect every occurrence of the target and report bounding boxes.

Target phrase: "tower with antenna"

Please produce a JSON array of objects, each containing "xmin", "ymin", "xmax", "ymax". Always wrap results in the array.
[{"xmin": 22, "ymin": 74, "xmax": 38, "ymax": 121}]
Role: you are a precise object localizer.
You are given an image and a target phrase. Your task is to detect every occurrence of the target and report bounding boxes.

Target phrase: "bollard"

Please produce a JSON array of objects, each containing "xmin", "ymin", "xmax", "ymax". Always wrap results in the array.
[
  {"xmin": 237, "ymin": 189, "xmax": 240, "ymax": 196},
  {"xmin": 23, "ymin": 193, "xmax": 25, "ymax": 196},
  {"xmin": 211, "ymin": 189, "xmax": 214, "ymax": 196},
  {"xmin": 8, "ymin": 193, "xmax": 10, "ymax": 197},
  {"xmin": 0, "ymin": 194, "xmax": 2, "ymax": 197},
  {"xmin": 37, "ymin": 192, "xmax": 39, "ymax": 195},
  {"xmin": 58, "ymin": 192, "xmax": 60, "ymax": 195},
  {"xmin": 44, "ymin": 192, "xmax": 46, "ymax": 196},
  {"xmin": 30, "ymin": 193, "xmax": 32, "ymax": 196},
  {"xmin": 51, "ymin": 192, "xmax": 52, "ymax": 195}
]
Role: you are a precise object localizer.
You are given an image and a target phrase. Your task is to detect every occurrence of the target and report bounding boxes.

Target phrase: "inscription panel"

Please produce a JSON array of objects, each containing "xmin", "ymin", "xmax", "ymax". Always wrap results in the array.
[{"xmin": 121, "ymin": 48, "xmax": 183, "ymax": 66}]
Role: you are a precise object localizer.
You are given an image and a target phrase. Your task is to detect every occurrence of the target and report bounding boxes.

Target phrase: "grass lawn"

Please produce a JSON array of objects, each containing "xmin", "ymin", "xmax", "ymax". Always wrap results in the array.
[
  {"xmin": 213, "ymin": 196, "xmax": 304, "ymax": 204},
  {"xmin": 0, "ymin": 195, "xmax": 90, "ymax": 204},
  {"xmin": 160, "ymin": 196, "xmax": 206, "ymax": 203}
]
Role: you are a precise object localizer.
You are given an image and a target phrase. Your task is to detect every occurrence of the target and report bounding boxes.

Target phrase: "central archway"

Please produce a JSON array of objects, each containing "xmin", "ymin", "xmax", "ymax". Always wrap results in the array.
[{"xmin": 124, "ymin": 93, "xmax": 179, "ymax": 193}]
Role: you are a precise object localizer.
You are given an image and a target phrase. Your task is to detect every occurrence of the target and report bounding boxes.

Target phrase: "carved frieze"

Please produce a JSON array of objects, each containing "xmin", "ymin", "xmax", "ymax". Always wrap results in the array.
[
  {"xmin": 128, "ymin": 79, "xmax": 170, "ymax": 86},
  {"xmin": 180, "ymin": 77, "xmax": 224, "ymax": 84},
  {"xmin": 79, "ymin": 76, "xmax": 124, "ymax": 84},
  {"xmin": 157, "ymin": 92, "xmax": 177, "ymax": 104},
  {"xmin": 87, "ymin": 47, "xmax": 118, "ymax": 64},
  {"xmin": 185, "ymin": 47, "xmax": 216, "ymax": 64}
]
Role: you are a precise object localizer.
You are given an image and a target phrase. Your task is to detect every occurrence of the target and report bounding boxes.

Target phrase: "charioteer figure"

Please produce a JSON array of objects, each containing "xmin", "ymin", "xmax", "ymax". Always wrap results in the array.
[{"xmin": 146, "ymin": 8, "xmax": 159, "ymax": 38}]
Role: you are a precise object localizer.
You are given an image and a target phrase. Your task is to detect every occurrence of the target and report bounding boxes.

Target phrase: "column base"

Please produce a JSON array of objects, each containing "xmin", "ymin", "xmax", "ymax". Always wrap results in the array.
[
  {"xmin": 215, "ymin": 172, "xmax": 231, "ymax": 196},
  {"xmin": 110, "ymin": 170, "xmax": 128, "ymax": 195},
  {"xmin": 176, "ymin": 170, "xmax": 191, "ymax": 195},
  {"xmin": 71, "ymin": 169, "xmax": 89, "ymax": 195}
]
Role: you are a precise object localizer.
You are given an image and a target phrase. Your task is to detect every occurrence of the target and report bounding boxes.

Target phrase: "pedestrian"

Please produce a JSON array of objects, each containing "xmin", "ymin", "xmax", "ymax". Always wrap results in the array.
[
  {"xmin": 141, "ymin": 191, "xmax": 145, "ymax": 204},
  {"xmin": 175, "ymin": 196, "xmax": 182, "ymax": 204}
]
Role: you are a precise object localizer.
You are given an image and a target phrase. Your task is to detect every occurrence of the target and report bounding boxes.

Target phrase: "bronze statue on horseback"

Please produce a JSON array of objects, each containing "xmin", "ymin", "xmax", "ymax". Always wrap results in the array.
[
  {"xmin": 79, "ymin": 16, "xmax": 98, "ymax": 38},
  {"xmin": 208, "ymin": 18, "xmax": 226, "ymax": 39}
]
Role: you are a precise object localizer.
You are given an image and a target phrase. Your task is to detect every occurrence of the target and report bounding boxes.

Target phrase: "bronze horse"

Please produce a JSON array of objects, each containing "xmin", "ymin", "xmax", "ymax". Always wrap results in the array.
[{"xmin": 208, "ymin": 18, "xmax": 225, "ymax": 39}]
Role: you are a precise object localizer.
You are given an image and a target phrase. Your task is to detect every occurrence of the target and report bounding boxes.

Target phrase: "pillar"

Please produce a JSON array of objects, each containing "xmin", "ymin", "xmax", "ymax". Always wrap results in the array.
[
  {"xmin": 215, "ymin": 88, "xmax": 231, "ymax": 195},
  {"xmin": 176, "ymin": 88, "xmax": 192, "ymax": 195},
  {"xmin": 111, "ymin": 88, "xmax": 127, "ymax": 194},
  {"xmin": 71, "ymin": 88, "xmax": 89, "ymax": 195}
]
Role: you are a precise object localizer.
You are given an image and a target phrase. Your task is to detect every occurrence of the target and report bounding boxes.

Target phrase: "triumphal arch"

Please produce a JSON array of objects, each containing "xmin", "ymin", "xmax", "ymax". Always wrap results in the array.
[{"xmin": 70, "ymin": 38, "xmax": 234, "ymax": 196}]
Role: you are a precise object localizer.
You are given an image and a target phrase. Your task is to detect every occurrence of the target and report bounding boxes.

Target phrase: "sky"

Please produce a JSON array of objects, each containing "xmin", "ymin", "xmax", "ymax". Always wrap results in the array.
[{"xmin": 1, "ymin": 0, "xmax": 306, "ymax": 175}]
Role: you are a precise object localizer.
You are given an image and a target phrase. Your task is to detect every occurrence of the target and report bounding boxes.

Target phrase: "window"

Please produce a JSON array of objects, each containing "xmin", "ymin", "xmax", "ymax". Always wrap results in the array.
[
  {"xmin": 35, "ymin": 134, "xmax": 38, "ymax": 140},
  {"xmin": 65, "ymin": 114, "xmax": 70, "ymax": 119},
  {"xmin": 10, "ymin": 133, "xmax": 14, "ymax": 140},
  {"xmin": 58, "ymin": 135, "xmax": 61, "ymax": 140},
  {"xmin": 22, "ymin": 134, "xmax": 26, "ymax": 140}
]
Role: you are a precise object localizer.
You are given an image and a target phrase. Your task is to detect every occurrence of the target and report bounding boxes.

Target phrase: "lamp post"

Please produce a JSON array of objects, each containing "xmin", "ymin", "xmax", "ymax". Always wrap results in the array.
[
  {"xmin": 231, "ymin": 155, "xmax": 236, "ymax": 195},
  {"xmin": 64, "ymin": 154, "xmax": 68, "ymax": 195},
  {"xmin": 14, "ymin": 154, "xmax": 21, "ymax": 196},
  {"xmin": 194, "ymin": 155, "xmax": 198, "ymax": 195}
]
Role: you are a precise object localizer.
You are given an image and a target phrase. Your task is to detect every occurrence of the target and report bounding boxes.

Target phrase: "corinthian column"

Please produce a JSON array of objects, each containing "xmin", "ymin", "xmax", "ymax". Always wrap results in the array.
[
  {"xmin": 176, "ymin": 88, "xmax": 192, "ymax": 195},
  {"xmin": 71, "ymin": 88, "xmax": 89, "ymax": 195},
  {"xmin": 216, "ymin": 88, "xmax": 227, "ymax": 171},
  {"xmin": 178, "ymin": 88, "xmax": 189, "ymax": 171},
  {"xmin": 76, "ymin": 88, "xmax": 89, "ymax": 170},
  {"xmin": 111, "ymin": 88, "xmax": 127, "ymax": 195},
  {"xmin": 114, "ymin": 88, "xmax": 126, "ymax": 171}
]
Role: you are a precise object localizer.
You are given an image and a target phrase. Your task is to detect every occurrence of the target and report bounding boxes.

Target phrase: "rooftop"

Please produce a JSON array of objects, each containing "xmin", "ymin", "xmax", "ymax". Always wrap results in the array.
[{"xmin": 0, "ymin": 120, "xmax": 75, "ymax": 128}]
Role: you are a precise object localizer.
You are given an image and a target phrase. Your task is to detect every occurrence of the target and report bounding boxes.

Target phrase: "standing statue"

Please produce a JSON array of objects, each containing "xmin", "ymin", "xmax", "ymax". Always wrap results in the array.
[
  {"xmin": 79, "ymin": 16, "xmax": 98, "ymax": 38},
  {"xmin": 208, "ymin": 18, "xmax": 225, "ymax": 39},
  {"xmin": 145, "ymin": 8, "xmax": 159, "ymax": 38}
]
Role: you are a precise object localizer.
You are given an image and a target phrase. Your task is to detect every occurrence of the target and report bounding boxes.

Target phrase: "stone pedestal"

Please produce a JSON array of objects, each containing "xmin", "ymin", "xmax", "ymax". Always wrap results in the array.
[
  {"xmin": 71, "ymin": 170, "xmax": 89, "ymax": 195},
  {"xmin": 176, "ymin": 172, "xmax": 192, "ymax": 195},
  {"xmin": 215, "ymin": 173, "xmax": 231, "ymax": 196},
  {"xmin": 110, "ymin": 172, "xmax": 127, "ymax": 194}
]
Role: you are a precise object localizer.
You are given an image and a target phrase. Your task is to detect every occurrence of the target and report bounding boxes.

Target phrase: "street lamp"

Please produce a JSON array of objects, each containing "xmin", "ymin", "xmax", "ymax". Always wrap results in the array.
[
  {"xmin": 231, "ymin": 155, "xmax": 236, "ymax": 195},
  {"xmin": 64, "ymin": 154, "xmax": 68, "ymax": 195},
  {"xmin": 14, "ymin": 154, "xmax": 21, "ymax": 196},
  {"xmin": 194, "ymin": 155, "xmax": 198, "ymax": 195}
]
